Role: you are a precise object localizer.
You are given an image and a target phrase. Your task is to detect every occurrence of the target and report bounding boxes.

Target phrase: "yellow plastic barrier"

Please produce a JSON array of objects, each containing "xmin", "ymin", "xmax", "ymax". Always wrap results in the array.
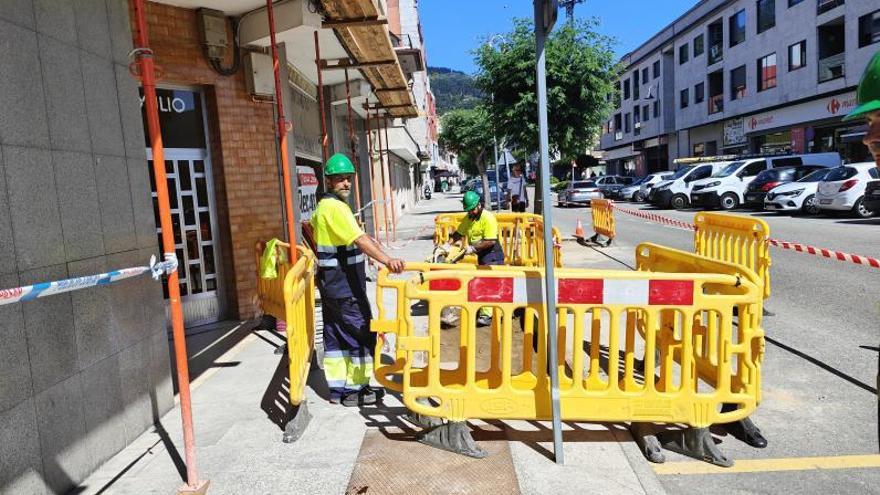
[
  {"xmin": 636, "ymin": 242, "xmax": 765, "ymax": 404},
  {"xmin": 255, "ymin": 242, "xmax": 317, "ymax": 406},
  {"xmin": 590, "ymin": 199, "xmax": 616, "ymax": 244},
  {"xmin": 433, "ymin": 213, "xmax": 563, "ymax": 267},
  {"xmin": 392, "ymin": 264, "xmax": 762, "ymax": 427},
  {"xmin": 693, "ymin": 212, "xmax": 771, "ymax": 300}
]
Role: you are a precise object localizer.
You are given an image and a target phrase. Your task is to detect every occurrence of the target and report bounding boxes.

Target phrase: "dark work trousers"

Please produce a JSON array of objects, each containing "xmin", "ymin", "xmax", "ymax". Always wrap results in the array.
[{"xmin": 320, "ymin": 296, "xmax": 375, "ymax": 401}]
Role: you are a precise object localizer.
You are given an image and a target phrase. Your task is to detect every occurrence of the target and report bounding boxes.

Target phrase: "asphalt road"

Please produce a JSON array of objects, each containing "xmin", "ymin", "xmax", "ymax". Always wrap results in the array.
[{"xmin": 538, "ymin": 193, "xmax": 880, "ymax": 494}]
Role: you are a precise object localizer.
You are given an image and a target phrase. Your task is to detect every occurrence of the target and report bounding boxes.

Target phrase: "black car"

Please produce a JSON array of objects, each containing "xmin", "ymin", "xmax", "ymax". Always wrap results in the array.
[
  {"xmin": 744, "ymin": 165, "xmax": 827, "ymax": 207},
  {"xmin": 596, "ymin": 176, "xmax": 637, "ymax": 199},
  {"xmin": 865, "ymin": 180, "xmax": 880, "ymax": 214}
]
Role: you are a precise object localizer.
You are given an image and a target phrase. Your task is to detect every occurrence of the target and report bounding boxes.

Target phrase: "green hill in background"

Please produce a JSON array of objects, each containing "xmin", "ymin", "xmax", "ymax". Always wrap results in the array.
[{"xmin": 428, "ymin": 66, "xmax": 482, "ymax": 115}]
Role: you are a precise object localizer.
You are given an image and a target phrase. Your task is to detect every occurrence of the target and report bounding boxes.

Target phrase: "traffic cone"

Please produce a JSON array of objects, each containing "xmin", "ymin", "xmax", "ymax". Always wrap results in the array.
[{"xmin": 575, "ymin": 218, "xmax": 585, "ymax": 238}]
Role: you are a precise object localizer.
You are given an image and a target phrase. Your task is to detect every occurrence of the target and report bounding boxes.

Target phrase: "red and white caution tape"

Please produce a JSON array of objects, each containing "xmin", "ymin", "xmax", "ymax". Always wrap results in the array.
[
  {"xmin": 610, "ymin": 203, "xmax": 880, "ymax": 270},
  {"xmin": 611, "ymin": 204, "xmax": 696, "ymax": 232},
  {"xmin": 767, "ymin": 238, "xmax": 880, "ymax": 268}
]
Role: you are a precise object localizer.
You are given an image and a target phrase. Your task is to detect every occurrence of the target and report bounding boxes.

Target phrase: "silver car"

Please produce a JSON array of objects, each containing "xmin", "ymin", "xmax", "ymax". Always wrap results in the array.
[{"xmin": 557, "ymin": 180, "xmax": 602, "ymax": 206}]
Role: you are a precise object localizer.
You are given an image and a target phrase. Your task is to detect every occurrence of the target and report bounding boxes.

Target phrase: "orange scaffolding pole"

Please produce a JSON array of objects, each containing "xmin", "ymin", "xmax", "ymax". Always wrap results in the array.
[
  {"xmin": 267, "ymin": 0, "xmax": 298, "ymax": 262},
  {"xmin": 383, "ymin": 116, "xmax": 398, "ymax": 241},
  {"xmin": 343, "ymin": 68, "xmax": 363, "ymax": 216},
  {"xmin": 314, "ymin": 31, "xmax": 329, "ymax": 163},
  {"xmin": 132, "ymin": 1, "xmax": 208, "ymax": 494},
  {"xmin": 374, "ymin": 112, "xmax": 391, "ymax": 245},
  {"xmin": 365, "ymin": 111, "xmax": 380, "ymax": 237}
]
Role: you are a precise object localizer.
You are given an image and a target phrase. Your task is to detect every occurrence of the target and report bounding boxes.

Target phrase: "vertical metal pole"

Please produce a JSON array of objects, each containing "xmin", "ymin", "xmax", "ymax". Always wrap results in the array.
[
  {"xmin": 132, "ymin": 1, "xmax": 208, "ymax": 492},
  {"xmin": 344, "ymin": 69, "xmax": 363, "ymax": 215},
  {"xmin": 268, "ymin": 0, "xmax": 298, "ymax": 262},
  {"xmin": 535, "ymin": 0, "xmax": 564, "ymax": 465},
  {"xmin": 314, "ymin": 31, "xmax": 329, "ymax": 164},
  {"xmin": 383, "ymin": 117, "xmax": 398, "ymax": 241},
  {"xmin": 375, "ymin": 112, "xmax": 391, "ymax": 245},
  {"xmin": 366, "ymin": 111, "xmax": 380, "ymax": 237}
]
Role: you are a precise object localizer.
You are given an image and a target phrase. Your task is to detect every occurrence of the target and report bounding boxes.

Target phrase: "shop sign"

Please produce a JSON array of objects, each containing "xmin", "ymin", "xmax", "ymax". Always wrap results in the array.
[
  {"xmin": 746, "ymin": 91, "xmax": 857, "ymax": 134},
  {"xmin": 139, "ymin": 88, "xmax": 206, "ymax": 149},
  {"xmin": 297, "ymin": 165, "xmax": 319, "ymax": 221},
  {"xmin": 724, "ymin": 118, "xmax": 746, "ymax": 146}
]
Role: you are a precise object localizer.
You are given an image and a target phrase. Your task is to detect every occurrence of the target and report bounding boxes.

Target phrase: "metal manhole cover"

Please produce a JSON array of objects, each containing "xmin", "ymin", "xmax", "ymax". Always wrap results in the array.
[{"xmin": 346, "ymin": 429, "xmax": 521, "ymax": 495}]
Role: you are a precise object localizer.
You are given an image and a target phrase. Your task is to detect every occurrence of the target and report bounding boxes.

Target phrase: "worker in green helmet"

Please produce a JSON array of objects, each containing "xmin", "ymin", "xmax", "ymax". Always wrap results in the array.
[
  {"xmin": 447, "ymin": 189, "xmax": 504, "ymax": 326},
  {"xmin": 310, "ymin": 153, "xmax": 404, "ymax": 407},
  {"xmin": 844, "ymin": 49, "xmax": 880, "ymax": 167}
]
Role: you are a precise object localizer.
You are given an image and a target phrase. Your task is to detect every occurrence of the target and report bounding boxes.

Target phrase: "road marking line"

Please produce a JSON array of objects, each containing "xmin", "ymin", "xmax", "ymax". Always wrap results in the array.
[{"xmin": 653, "ymin": 454, "xmax": 880, "ymax": 475}]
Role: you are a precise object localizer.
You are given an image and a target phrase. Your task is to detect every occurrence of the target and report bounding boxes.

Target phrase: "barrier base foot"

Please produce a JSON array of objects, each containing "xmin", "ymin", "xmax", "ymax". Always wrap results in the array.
[
  {"xmin": 719, "ymin": 407, "xmax": 768, "ymax": 448},
  {"xmin": 589, "ymin": 234, "xmax": 613, "ymax": 247},
  {"xmin": 282, "ymin": 401, "xmax": 312, "ymax": 444},
  {"xmin": 418, "ymin": 421, "xmax": 488, "ymax": 459},
  {"xmin": 762, "ymin": 307, "xmax": 775, "ymax": 317},
  {"xmin": 177, "ymin": 480, "xmax": 210, "ymax": 495},
  {"xmin": 657, "ymin": 427, "xmax": 733, "ymax": 468},
  {"xmin": 403, "ymin": 398, "xmax": 445, "ymax": 429},
  {"xmin": 629, "ymin": 423, "xmax": 666, "ymax": 463}
]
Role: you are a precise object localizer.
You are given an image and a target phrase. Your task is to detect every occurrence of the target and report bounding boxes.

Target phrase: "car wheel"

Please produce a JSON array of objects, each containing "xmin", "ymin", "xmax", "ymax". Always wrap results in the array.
[
  {"xmin": 671, "ymin": 194, "xmax": 688, "ymax": 210},
  {"xmin": 853, "ymin": 197, "xmax": 874, "ymax": 218},
  {"xmin": 801, "ymin": 194, "xmax": 820, "ymax": 215},
  {"xmin": 632, "ymin": 192, "xmax": 643, "ymax": 202},
  {"xmin": 719, "ymin": 192, "xmax": 739, "ymax": 211}
]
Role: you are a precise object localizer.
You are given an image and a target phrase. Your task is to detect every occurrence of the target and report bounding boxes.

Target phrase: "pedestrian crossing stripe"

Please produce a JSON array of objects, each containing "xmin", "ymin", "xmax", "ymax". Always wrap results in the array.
[{"xmin": 653, "ymin": 454, "xmax": 880, "ymax": 475}]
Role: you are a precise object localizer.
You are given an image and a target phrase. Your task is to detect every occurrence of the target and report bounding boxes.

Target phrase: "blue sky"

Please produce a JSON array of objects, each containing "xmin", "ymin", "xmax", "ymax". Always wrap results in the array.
[{"xmin": 420, "ymin": 0, "xmax": 698, "ymax": 74}]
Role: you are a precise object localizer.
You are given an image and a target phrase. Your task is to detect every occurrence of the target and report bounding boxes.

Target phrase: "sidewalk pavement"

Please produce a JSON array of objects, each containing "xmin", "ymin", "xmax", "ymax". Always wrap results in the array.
[{"xmin": 76, "ymin": 193, "xmax": 667, "ymax": 494}]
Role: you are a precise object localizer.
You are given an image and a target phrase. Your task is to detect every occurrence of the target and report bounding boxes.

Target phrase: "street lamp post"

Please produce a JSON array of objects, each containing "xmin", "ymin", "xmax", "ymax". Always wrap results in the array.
[{"xmin": 534, "ymin": 0, "xmax": 564, "ymax": 465}]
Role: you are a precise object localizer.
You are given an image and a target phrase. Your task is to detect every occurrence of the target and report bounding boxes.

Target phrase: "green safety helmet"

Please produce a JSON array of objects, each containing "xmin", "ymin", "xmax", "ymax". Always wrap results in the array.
[
  {"xmin": 324, "ymin": 153, "xmax": 355, "ymax": 176},
  {"xmin": 844, "ymin": 50, "xmax": 880, "ymax": 121},
  {"xmin": 462, "ymin": 190, "xmax": 481, "ymax": 211}
]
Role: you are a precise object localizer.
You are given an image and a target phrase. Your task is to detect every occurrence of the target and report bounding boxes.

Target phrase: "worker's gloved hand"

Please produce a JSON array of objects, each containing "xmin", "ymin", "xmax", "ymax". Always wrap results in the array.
[
  {"xmin": 386, "ymin": 258, "xmax": 406, "ymax": 274},
  {"xmin": 464, "ymin": 245, "xmax": 477, "ymax": 255}
]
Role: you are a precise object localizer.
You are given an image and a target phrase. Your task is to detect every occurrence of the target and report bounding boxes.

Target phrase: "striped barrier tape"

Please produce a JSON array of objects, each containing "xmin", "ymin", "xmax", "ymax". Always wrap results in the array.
[
  {"xmin": 609, "ymin": 204, "xmax": 880, "ymax": 270},
  {"xmin": 0, "ymin": 254, "xmax": 178, "ymax": 307}
]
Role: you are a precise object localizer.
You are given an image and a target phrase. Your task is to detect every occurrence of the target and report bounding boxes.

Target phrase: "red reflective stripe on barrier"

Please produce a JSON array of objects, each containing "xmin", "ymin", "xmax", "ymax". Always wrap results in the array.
[
  {"xmin": 430, "ymin": 279, "xmax": 461, "ymax": 291},
  {"xmin": 558, "ymin": 279, "xmax": 603, "ymax": 304},
  {"xmin": 648, "ymin": 280, "xmax": 693, "ymax": 305},
  {"xmin": 468, "ymin": 277, "xmax": 514, "ymax": 303}
]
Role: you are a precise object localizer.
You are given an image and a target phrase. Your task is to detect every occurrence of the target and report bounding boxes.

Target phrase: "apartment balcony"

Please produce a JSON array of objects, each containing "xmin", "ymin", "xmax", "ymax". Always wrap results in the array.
[
  {"xmin": 818, "ymin": 52, "xmax": 845, "ymax": 83},
  {"xmin": 708, "ymin": 94, "xmax": 724, "ymax": 115},
  {"xmin": 391, "ymin": 33, "xmax": 425, "ymax": 76},
  {"xmin": 817, "ymin": 0, "xmax": 844, "ymax": 16},
  {"xmin": 384, "ymin": 123, "xmax": 422, "ymax": 163}
]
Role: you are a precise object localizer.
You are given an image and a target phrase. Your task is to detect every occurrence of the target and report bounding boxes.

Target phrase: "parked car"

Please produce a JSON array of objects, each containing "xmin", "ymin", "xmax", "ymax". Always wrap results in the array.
[
  {"xmin": 689, "ymin": 153, "xmax": 841, "ymax": 210},
  {"xmin": 472, "ymin": 180, "xmax": 509, "ymax": 209},
  {"xmin": 744, "ymin": 165, "xmax": 829, "ymax": 208},
  {"xmin": 596, "ymin": 176, "xmax": 637, "ymax": 199},
  {"xmin": 557, "ymin": 180, "xmax": 602, "ymax": 206},
  {"xmin": 816, "ymin": 162, "xmax": 880, "ymax": 218},
  {"xmin": 763, "ymin": 168, "xmax": 833, "ymax": 215},
  {"xmin": 616, "ymin": 176, "xmax": 650, "ymax": 201},
  {"xmin": 637, "ymin": 173, "xmax": 674, "ymax": 202},
  {"xmin": 651, "ymin": 162, "xmax": 730, "ymax": 209},
  {"xmin": 864, "ymin": 180, "xmax": 880, "ymax": 214}
]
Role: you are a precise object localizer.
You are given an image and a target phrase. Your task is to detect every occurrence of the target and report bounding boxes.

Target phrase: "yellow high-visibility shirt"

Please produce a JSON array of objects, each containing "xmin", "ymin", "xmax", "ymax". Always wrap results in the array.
[{"xmin": 456, "ymin": 209, "xmax": 498, "ymax": 244}]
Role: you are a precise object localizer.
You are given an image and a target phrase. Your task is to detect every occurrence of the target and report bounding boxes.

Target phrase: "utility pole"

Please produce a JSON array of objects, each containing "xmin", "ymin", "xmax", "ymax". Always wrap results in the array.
[{"xmin": 559, "ymin": 0, "xmax": 585, "ymax": 21}]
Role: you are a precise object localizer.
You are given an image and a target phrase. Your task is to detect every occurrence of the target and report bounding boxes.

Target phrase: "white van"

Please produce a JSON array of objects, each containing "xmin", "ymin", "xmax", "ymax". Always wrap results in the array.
[
  {"xmin": 635, "ymin": 173, "xmax": 674, "ymax": 202},
  {"xmin": 689, "ymin": 153, "xmax": 841, "ymax": 210},
  {"xmin": 649, "ymin": 162, "xmax": 731, "ymax": 209}
]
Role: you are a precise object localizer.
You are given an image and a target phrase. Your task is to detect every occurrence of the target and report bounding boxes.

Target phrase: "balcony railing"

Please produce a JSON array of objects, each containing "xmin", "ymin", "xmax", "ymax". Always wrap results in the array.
[
  {"xmin": 817, "ymin": 0, "xmax": 844, "ymax": 15},
  {"xmin": 391, "ymin": 33, "xmax": 415, "ymax": 50},
  {"xmin": 708, "ymin": 94, "xmax": 724, "ymax": 114},
  {"xmin": 818, "ymin": 52, "xmax": 845, "ymax": 83}
]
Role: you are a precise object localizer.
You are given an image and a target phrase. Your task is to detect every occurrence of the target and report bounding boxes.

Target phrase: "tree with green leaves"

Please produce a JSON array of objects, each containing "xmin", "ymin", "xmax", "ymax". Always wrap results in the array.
[
  {"xmin": 474, "ymin": 17, "xmax": 619, "ymax": 210},
  {"xmin": 439, "ymin": 106, "xmax": 496, "ymax": 208}
]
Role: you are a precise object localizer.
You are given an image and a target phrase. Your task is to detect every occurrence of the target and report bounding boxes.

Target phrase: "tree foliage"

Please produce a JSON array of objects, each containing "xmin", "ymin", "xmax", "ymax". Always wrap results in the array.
[
  {"xmin": 428, "ymin": 67, "xmax": 482, "ymax": 115},
  {"xmin": 438, "ymin": 107, "xmax": 495, "ymax": 177},
  {"xmin": 473, "ymin": 18, "xmax": 619, "ymax": 161}
]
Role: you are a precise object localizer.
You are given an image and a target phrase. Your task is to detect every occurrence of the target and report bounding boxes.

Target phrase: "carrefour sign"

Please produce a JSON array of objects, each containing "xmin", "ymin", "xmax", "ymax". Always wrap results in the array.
[{"xmin": 746, "ymin": 91, "xmax": 857, "ymax": 133}]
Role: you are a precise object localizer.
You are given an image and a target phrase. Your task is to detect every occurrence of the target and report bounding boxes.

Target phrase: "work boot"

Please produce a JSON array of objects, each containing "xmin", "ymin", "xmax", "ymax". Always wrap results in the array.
[
  {"xmin": 476, "ymin": 314, "xmax": 492, "ymax": 327},
  {"xmin": 340, "ymin": 386, "xmax": 384, "ymax": 407}
]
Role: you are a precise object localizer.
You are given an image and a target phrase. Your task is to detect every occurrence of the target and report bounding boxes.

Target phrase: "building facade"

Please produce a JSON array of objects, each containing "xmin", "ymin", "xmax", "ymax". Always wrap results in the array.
[{"xmin": 600, "ymin": 0, "xmax": 880, "ymax": 174}]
